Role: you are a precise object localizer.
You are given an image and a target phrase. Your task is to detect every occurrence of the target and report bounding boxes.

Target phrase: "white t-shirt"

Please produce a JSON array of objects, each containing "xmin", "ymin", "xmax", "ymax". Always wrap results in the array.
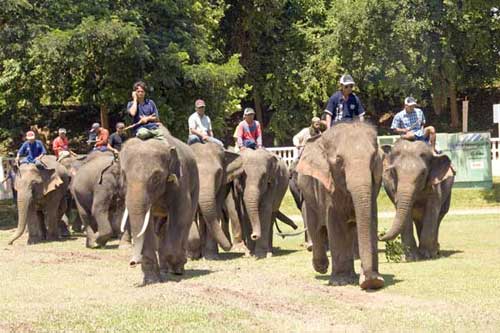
[{"xmin": 188, "ymin": 112, "xmax": 212, "ymax": 136}]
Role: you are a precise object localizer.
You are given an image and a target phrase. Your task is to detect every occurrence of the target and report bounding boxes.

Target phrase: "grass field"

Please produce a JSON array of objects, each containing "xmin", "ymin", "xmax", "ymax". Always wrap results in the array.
[{"xmin": 0, "ymin": 180, "xmax": 499, "ymax": 332}]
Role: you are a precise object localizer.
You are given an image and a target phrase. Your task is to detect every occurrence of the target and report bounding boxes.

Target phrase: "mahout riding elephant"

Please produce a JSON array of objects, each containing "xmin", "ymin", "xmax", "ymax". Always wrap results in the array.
[
  {"xmin": 379, "ymin": 140, "xmax": 455, "ymax": 260},
  {"xmin": 8, "ymin": 155, "xmax": 70, "ymax": 245},
  {"xmin": 229, "ymin": 148, "xmax": 290, "ymax": 258},
  {"xmin": 296, "ymin": 121, "xmax": 384, "ymax": 290},
  {"xmin": 188, "ymin": 142, "xmax": 244, "ymax": 260},
  {"xmin": 119, "ymin": 125, "xmax": 199, "ymax": 285},
  {"xmin": 70, "ymin": 153, "xmax": 129, "ymax": 248}
]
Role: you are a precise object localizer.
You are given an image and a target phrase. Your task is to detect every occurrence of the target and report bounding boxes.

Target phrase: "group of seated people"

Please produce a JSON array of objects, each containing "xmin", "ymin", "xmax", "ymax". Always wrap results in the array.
[{"xmin": 15, "ymin": 78, "xmax": 440, "ymax": 167}]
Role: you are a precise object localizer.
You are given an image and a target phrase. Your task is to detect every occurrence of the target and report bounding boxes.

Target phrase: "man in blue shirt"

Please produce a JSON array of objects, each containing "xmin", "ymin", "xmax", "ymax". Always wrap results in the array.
[
  {"xmin": 323, "ymin": 74, "xmax": 365, "ymax": 128},
  {"xmin": 127, "ymin": 81, "xmax": 159, "ymax": 135},
  {"xmin": 15, "ymin": 131, "xmax": 47, "ymax": 168},
  {"xmin": 391, "ymin": 97, "xmax": 439, "ymax": 154}
]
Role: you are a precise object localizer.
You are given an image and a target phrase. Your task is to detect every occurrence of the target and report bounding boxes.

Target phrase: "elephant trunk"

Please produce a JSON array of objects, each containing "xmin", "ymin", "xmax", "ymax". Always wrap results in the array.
[
  {"xmin": 379, "ymin": 188, "xmax": 414, "ymax": 241},
  {"xmin": 8, "ymin": 194, "xmax": 32, "ymax": 245},
  {"xmin": 349, "ymin": 183, "xmax": 377, "ymax": 276},
  {"xmin": 199, "ymin": 196, "xmax": 232, "ymax": 251},
  {"xmin": 125, "ymin": 183, "xmax": 151, "ymax": 267},
  {"xmin": 244, "ymin": 189, "xmax": 261, "ymax": 241}
]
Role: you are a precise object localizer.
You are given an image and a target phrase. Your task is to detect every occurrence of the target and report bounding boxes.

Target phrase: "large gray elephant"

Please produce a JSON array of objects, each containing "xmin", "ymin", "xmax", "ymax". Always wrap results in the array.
[
  {"xmin": 119, "ymin": 125, "xmax": 199, "ymax": 285},
  {"xmin": 188, "ymin": 142, "xmax": 244, "ymax": 260},
  {"xmin": 8, "ymin": 156, "xmax": 70, "ymax": 245},
  {"xmin": 70, "ymin": 153, "xmax": 129, "ymax": 248},
  {"xmin": 229, "ymin": 148, "xmax": 289, "ymax": 258},
  {"xmin": 379, "ymin": 139, "xmax": 455, "ymax": 260},
  {"xmin": 296, "ymin": 121, "xmax": 384, "ymax": 290}
]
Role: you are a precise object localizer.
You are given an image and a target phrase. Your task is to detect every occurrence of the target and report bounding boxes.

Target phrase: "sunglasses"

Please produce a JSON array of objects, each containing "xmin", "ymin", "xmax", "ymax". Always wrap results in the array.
[{"xmin": 343, "ymin": 85, "xmax": 354, "ymax": 89}]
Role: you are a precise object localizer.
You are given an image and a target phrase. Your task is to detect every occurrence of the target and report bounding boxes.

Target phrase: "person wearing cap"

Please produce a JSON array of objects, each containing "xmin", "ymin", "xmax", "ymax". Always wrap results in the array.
[
  {"xmin": 235, "ymin": 107, "xmax": 263, "ymax": 150},
  {"xmin": 15, "ymin": 131, "xmax": 47, "ymax": 168},
  {"xmin": 127, "ymin": 81, "xmax": 159, "ymax": 135},
  {"xmin": 293, "ymin": 116, "xmax": 324, "ymax": 149},
  {"xmin": 187, "ymin": 99, "xmax": 224, "ymax": 146},
  {"xmin": 323, "ymin": 74, "xmax": 365, "ymax": 128},
  {"xmin": 90, "ymin": 123, "xmax": 110, "ymax": 152},
  {"xmin": 108, "ymin": 122, "xmax": 127, "ymax": 154},
  {"xmin": 391, "ymin": 97, "xmax": 439, "ymax": 154},
  {"xmin": 52, "ymin": 128, "xmax": 76, "ymax": 161}
]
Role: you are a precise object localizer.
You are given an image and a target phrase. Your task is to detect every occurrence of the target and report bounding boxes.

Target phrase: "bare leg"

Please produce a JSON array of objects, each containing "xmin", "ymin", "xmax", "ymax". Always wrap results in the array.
[{"xmin": 424, "ymin": 126, "xmax": 437, "ymax": 152}]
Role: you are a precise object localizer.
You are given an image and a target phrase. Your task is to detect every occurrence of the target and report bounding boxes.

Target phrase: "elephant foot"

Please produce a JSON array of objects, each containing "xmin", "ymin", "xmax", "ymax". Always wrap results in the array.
[
  {"xmin": 142, "ymin": 272, "xmax": 161, "ymax": 286},
  {"xmin": 359, "ymin": 271, "xmax": 385, "ymax": 290},
  {"xmin": 312, "ymin": 257, "xmax": 329, "ymax": 274},
  {"xmin": 27, "ymin": 235, "xmax": 44, "ymax": 245},
  {"xmin": 418, "ymin": 247, "xmax": 438, "ymax": 260},
  {"xmin": 159, "ymin": 269, "xmax": 169, "ymax": 282},
  {"xmin": 167, "ymin": 262, "xmax": 185, "ymax": 275},
  {"xmin": 329, "ymin": 273, "xmax": 357, "ymax": 286},
  {"xmin": 404, "ymin": 250, "xmax": 421, "ymax": 262},
  {"xmin": 46, "ymin": 233, "xmax": 59, "ymax": 242},
  {"xmin": 86, "ymin": 237, "xmax": 101, "ymax": 249},
  {"xmin": 59, "ymin": 224, "xmax": 70, "ymax": 237},
  {"xmin": 203, "ymin": 253, "xmax": 220, "ymax": 261},
  {"xmin": 302, "ymin": 242, "xmax": 313, "ymax": 252}
]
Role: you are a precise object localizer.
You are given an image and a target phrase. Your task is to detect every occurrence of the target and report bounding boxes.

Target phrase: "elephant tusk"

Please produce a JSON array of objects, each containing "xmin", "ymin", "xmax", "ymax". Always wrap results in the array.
[
  {"xmin": 120, "ymin": 207, "xmax": 129, "ymax": 233},
  {"xmin": 137, "ymin": 208, "xmax": 151, "ymax": 238}
]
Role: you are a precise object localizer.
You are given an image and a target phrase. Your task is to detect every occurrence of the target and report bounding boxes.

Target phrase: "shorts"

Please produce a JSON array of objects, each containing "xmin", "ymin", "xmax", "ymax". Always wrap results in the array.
[{"xmin": 414, "ymin": 134, "xmax": 429, "ymax": 143}]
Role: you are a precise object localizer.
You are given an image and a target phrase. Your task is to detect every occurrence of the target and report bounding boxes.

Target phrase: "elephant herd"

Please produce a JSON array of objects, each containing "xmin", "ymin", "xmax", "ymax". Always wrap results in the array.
[{"xmin": 7, "ymin": 122, "xmax": 455, "ymax": 290}]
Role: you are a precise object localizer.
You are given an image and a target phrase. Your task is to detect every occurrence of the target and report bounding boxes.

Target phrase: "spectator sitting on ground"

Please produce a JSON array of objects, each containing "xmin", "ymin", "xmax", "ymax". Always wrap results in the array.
[
  {"xmin": 90, "ymin": 123, "xmax": 109, "ymax": 152},
  {"xmin": 108, "ymin": 122, "xmax": 127, "ymax": 154},
  {"xmin": 187, "ymin": 99, "xmax": 224, "ymax": 146},
  {"xmin": 235, "ymin": 107, "xmax": 262, "ymax": 150},
  {"xmin": 391, "ymin": 97, "xmax": 440, "ymax": 154},
  {"xmin": 15, "ymin": 130, "xmax": 47, "ymax": 169}
]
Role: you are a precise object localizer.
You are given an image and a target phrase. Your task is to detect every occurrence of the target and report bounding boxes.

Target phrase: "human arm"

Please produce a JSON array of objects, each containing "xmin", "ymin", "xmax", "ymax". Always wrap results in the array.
[
  {"xmin": 323, "ymin": 95, "xmax": 335, "ymax": 129},
  {"xmin": 256, "ymin": 121, "xmax": 263, "ymax": 148},
  {"xmin": 127, "ymin": 92, "xmax": 138, "ymax": 117},
  {"xmin": 391, "ymin": 114, "xmax": 409, "ymax": 134},
  {"xmin": 35, "ymin": 141, "xmax": 47, "ymax": 160},
  {"xmin": 293, "ymin": 128, "xmax": 307, "ymax": 147},
  {"xmin": 236, "ymin": 123, "xmax": 244, "ymax": 148},
  {"xmin": 95, "ymin": 129, "xmax": 109, "ymax": 147},
  {"xmin": 355, "ymin": 96, "xmax": 365, "ymax": 122}
]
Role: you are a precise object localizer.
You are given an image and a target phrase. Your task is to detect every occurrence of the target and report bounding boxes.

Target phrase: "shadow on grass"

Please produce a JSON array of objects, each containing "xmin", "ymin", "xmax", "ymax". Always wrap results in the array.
[
  {"xmin": 314, "ymin": 273, "xmax": 402, "ymax": 289},
  {"xmin": 218, "ymin": 252, "xmax": 245, "ymax": 260},
  {"xmin": 480, "ymin": 180, "xmax": 500, "ymax": 204},
  {"xmin": 272, "ymin": 248, "xmax": 299, "ymax": 257},
  {"xmin": 166, "ymin": 269, "xmax": 213, "ymax": 282},
  {"xmin": 438, "ymin": 249, "xmax": 463, "ymax": 258}
]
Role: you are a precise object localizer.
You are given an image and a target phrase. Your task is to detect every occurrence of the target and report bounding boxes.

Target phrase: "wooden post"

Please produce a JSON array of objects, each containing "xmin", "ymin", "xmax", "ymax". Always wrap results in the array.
[{"xmin": 462, "ymin": 98, "xmax": 468, "ymax": 133}]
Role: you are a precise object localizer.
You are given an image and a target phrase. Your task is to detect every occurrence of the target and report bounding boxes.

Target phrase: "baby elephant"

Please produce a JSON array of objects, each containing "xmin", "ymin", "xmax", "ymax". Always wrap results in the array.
[{"xmin": 380, "ymin": 140, "xmax": 455, "ymax": 260}]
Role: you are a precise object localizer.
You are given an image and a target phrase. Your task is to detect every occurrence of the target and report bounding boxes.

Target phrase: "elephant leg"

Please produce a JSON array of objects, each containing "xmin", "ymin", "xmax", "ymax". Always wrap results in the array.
[
  {"xmin": 188, "ymin": 220, "xmax": 202, "ymax": 260},
  {"xmin": 118, "ymin": 221, "xmax": 132, "ymax": 249},
  {"xmin": 254, "ymin": 205, "xmax": 273, "ymax": 259},
  {"xmin": 419, "ymin": 197, "xmax": 441, "ymax": 259},
  {"xmin": 159, "ymin": 204, "xmax": 191, "ymax": 276},
  {"xmin": 200, "ymin": 214, "xmax": 219, "ymax": 260},
  {"xmin": 28, "ymin": 210, "xmax": 45, "ymax": 244},
  {"xmin": 328, "ymin": 216, "xmax": 356, "ymax": 286},
  {"xmin": 141, "ymin": 217, "xmax": 160, "ymax": 285},
  {"xmin": 44, "ymin": 197, "xmax": 61, "ymax": 241},
  {"xmin": 92, "ymin": 198, "xmax": 113, "ymax": 247},
  {"xmin": 58, "ymin": 197, "xmax": 70, "ymax": 237},
  {"xmin": 402, "ymin": 216, "xmax": 419, "ymax": 261},
  {"xmin": 303, "ymin": 202, "xmax": 329, "ymax": 274}
]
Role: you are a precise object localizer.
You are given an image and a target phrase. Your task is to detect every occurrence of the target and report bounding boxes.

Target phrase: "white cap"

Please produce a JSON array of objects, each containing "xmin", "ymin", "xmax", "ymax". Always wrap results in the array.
[
  {"xmin": 404, "ymin": 97, "xmax": 417, "ymax": 106},
  {"xmin": 339, "ymin": 74, "xmax": 355, "ymax": 86}
]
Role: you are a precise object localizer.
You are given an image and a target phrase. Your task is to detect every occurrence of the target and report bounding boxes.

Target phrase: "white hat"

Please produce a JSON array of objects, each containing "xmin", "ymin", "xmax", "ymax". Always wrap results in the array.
[
  {"xmin": 339, "ymin": 74, "xmax": 355, "ymax": 86},
  {"xmin": 404, "ymin": 97, "xmax": 417, "ymax": 106},
  {"xmin": 243, "ymin": 107, "xmax": 255, "ymax": 116}
]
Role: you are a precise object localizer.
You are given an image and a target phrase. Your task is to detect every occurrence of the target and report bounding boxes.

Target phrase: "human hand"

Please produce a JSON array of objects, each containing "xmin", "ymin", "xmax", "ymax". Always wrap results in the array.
[
  {"xmin": 202, "ymin": 135, "xmax": 209, "ymax": 141},
  {"xmin": 132, "ymin": 91, "xmax": 138, "ymax": 102},
  {"xmin": 138, "ymin": 117, "xmax": 148, "ymax": 124}
]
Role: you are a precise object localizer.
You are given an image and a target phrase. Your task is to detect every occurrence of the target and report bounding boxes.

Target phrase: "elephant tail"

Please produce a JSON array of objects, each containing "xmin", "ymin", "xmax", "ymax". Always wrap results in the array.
[{"xmin": 275, "ymin": 210, "xmax": 298, "ymax": 230}]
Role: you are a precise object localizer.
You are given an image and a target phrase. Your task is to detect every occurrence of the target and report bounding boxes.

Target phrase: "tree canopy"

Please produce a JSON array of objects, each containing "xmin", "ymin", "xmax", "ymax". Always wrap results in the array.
[{"xmin": 1, "ymin": 0, "xmax": 499, "ymax": 152}]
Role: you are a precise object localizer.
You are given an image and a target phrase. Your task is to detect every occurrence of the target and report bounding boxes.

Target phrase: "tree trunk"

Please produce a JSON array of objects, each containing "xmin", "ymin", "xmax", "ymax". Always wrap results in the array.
[
  {"xmin": 253, "ymin": 91, "xmax": 263, "ymax": 127},
  {"xmin": 448, "ymin": 82, "xmax": 459, "ymax": 128},
  {"xmin": 100, "ymin": 104, "xmax": 109, "ymax": 130}
]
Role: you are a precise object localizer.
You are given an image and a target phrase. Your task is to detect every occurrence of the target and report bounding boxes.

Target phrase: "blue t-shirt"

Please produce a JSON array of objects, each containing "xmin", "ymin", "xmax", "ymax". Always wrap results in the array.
[
  {"xmin": 18, "ymin": 140, "xmax": 47, "ymax": 163},
  {"xmin": 126, "ymin": 99, "xmax": 159, "ymax": 133},
  {"xmin": 324, "ymin": 91, "xmax": 365, "ymax": 126}
]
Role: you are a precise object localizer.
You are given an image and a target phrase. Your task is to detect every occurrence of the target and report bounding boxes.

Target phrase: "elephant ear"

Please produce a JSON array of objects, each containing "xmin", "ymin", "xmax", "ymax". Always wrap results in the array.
[
  {"xmin": 296, "ymin": 136, "xmax": 333, "ymax": 192},
  {"xmin": 223, "ymin": 150, "xmax": 244, "ymax": 183},
  {"xmin": 167, "ymin": 146, "xmax": 182, "ymax": 183},
  {"xmin": 372, "ymin": 148, "xmax": 384, "ymax": 189},
  {"xmin": 40, "ymin": 155, "xmax": 59, "ymax": 170},
  {"xmin": 98, "ymin": 157, "xmax": 115, "ymax": 184},
  {"xmin": 428, "ymin": 154, "xmax": 454, "ymax": 186},
  {"xmin": 42, "ymin": 169, "xmax": 64, "ymax": 195}
]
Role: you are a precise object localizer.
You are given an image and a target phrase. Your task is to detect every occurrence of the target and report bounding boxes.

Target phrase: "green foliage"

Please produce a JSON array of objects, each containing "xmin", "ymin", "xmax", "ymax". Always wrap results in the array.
[{"xmin": 379, "ymin": 230, "xmax": 407, "ymax": 263}]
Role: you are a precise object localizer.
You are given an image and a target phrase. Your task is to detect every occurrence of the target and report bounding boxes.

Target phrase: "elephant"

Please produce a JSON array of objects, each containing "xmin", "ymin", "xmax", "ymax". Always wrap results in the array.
[
  {"xmin": 119, "ymin": 125, "xmax": 199, "ymax": 285},
  {"xmin": 70, "ymin": 153, "xmax": 129, "ymax": 248},
  {"xmin": 8, "ymin": 155, "xmax": 70, "ymax": 245},
  {"xmin": 229, "ymin": 148, "xmax": 290, "ymax": 258},
  {"xmin": 187, "ymin": 142, "xmax": 244, "ymax": 260},
  {"xmin": 296, "ymin": 121, "xmax": 384, "ymax": 290},
  {"xmin": 379, "ymin": 139, "xmax": 455, "ymax": 260}
]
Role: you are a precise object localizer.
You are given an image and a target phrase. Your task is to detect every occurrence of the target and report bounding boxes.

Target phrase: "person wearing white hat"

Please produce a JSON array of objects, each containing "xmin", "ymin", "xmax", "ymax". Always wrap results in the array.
[
  {"xmin": 235, "ymin": 107, "xmax": 262, "ymax": 150},
  {"xmin": 391, "ymin": 97, "xmax": 439, "ymax": 154},
  {"xmin": 293, "ymin": 116, "xmax": 323, "ymax": 150},
  {"xmin": 52, "ymin": 128, "xmax": 77, "ymax": 161},
  {"xmin": 323, "ymin": 74, "xmax": 365, "ymax": 128},
  {"xmin": 187, "ymin": 99, "xmax": 224, "ymax": 146},
  {"xmin": 15, "ymin": 130, "xmax": 47, "ymax": 168}
]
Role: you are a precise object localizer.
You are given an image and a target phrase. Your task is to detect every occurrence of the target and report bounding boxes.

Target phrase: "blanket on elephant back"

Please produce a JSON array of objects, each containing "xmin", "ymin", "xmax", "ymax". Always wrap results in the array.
[{"xmin": 136, "ymin": 127, "xmax": 165, "ymax": 141}]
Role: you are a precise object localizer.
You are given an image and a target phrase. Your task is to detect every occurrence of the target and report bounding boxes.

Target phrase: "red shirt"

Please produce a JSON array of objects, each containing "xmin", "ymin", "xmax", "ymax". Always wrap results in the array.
[
  {"xmin": 95, "ymin": 128, "xmax": 109, "ymax": 148},
  {"xmin": 236, "ymin": 120, "xmax": 262, "ymax": 147},
  {"xmin": 52, "ymin": 136, "xmax": 68, "ymax": 158}
]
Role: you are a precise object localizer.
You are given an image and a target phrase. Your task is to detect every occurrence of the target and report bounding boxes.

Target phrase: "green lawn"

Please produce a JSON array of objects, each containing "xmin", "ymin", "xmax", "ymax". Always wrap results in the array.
[{"xmin": 0, "ymin": 196, "xmax": 499, "ymax": 331}]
